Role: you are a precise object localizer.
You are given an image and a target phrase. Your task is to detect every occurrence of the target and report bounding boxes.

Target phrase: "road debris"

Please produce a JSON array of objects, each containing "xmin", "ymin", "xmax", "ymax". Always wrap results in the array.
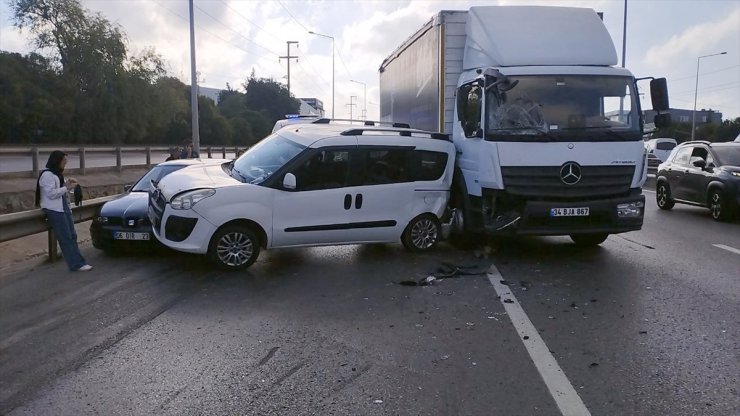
[
  {"xmin": 373, "ymin": 399, "xmax": 383, "ymax": 404},
  {"xmin": 398, "ymin": 262, "xmax": 487, "ymax": 286},
  {"xmin": 503, "ymin": 299, "xmax": 514, "ymax": 304},
  {"xmin": 589, "ymin": 362, "xmax": 599, "ymax": 368}
]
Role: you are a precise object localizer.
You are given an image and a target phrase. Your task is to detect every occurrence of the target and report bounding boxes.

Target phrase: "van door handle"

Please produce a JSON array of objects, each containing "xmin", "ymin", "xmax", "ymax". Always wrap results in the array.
[
  {"xmin": 344, "ymin": 194, "xmax": 351, "ymax": 210},
  {"xmin": 355, "ymin": 194, "xmax": 363, "ymax": 209}
]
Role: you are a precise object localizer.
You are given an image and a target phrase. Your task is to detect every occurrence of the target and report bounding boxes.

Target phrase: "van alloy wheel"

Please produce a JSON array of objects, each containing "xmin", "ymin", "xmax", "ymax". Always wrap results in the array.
[
  {"xmin": 403, "ymin": 215, "xmax": 441, "ymax": 252},
  {"xmin": 209, "ymin": 226, "xmax": 260, "ymax": 270}
]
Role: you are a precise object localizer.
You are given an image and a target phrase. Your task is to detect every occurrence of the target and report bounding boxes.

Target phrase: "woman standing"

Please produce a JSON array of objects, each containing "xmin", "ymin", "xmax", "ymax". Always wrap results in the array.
[{"xmin": 35, "ymin": 151, "xmax": 93, "ymax": 272}]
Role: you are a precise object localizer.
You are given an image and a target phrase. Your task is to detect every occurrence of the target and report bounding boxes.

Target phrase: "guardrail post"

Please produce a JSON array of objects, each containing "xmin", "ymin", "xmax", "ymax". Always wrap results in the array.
[
  {"xmin": 116, "ymin": 147, "xmax": 122, "ymax": 172},
  {"xmin": 222, "ymin": 147, "xmax": 226, "ymax": 159},
  {"xmin": 32, "ymin": 146, "xmax": 39, "ymax": 176},
  {"xmin": 79, "ymin": 147, "xmax": 86, "ymax": 175},
  {"xmin": 47, "ymin": 229, "xmax": 58, "ymax": 262},
  {"xmin": 233, "ymin": 147, "xmax": 238, "ymax": 158},
  {"xmin": 146, "ymin": 146, "xmax": 151, "ymax": 167},
  {"xmin": 207, "ymin": 146, "xmax": 212, "ymax": 158}
]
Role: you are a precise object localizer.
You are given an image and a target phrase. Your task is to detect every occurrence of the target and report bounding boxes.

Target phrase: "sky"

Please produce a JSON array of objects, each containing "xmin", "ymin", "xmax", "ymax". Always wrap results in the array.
[{"xmin": 1, "ymin": 0, "xmax": 738, "ymax": 122}]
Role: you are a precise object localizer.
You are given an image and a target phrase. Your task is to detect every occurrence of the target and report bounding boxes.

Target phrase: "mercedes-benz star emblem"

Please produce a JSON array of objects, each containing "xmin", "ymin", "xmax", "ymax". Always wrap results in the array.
[{"xmin": 560, "ymin": 162, "xmax": 582, "ymax": 185}]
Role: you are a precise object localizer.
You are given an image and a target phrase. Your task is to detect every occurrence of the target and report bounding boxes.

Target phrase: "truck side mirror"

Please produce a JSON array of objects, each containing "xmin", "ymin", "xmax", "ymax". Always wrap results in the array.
[
  {"xmin": 283, "ymin": 173, "xmax": 296, "ymax": 190},
  {"xmin": 650, "ymin": 78, "xmax": 669, "ymax": 111}
]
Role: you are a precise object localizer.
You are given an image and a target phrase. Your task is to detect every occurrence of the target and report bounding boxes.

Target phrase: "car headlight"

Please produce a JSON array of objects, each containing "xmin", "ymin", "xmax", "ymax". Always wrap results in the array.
[
  {"xmin": 731, "ymin": 172, "xmax": 740, "ymax": 177},
  {"xmin": 95, "ymin": 216, "xmax": 108, "ymax": 224},
  {"xmin": 171, "ymin": 189, "xmax": 216, "ymax": 210},
  {"xmin": 617, "ymin": 201, "xmax": 644, "ymax": 218}
]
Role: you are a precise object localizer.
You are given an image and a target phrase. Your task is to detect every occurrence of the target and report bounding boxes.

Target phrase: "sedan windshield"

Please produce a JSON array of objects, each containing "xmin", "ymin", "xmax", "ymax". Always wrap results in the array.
[
  {"xmin": 131, "ymin": 165, "xmax": 186, "ymax": 192},
  {"xmin": 485, "ymin": 75, "xmax": 640, "ymax": 141},
  {"xmin": 713, "ymin": 146, "xmax": 740, "ymax": 167},
  {"xmin": 231, "ymin": 134, "xmax": 305, "ymax": 184}
]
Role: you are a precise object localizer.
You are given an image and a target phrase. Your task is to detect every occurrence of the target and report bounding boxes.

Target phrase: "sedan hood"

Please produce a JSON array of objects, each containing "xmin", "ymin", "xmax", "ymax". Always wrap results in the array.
[
  {"xmin": 100, "ymin": 192, "xmax": 149, "ymax": 218},
  {"xmin": 157, "ymin": 162, "xmax": 241, "ymax": 200}
]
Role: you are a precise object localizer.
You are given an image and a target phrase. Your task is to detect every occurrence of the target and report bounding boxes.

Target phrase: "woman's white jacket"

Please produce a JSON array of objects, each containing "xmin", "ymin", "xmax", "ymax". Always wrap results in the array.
[{"xmin": 39, "ymin": 171, "xmax": 69, "ymax": 212}]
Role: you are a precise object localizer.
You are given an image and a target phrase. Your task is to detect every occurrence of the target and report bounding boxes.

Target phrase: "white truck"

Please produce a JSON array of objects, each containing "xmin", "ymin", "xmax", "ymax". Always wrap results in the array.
[{"xmin": 380, "ymin": 6, "xmax": 671, "ymax": 245}]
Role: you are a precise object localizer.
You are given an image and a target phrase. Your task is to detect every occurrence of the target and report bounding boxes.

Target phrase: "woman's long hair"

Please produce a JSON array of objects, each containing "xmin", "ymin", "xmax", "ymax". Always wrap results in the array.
[{"xmin": 35, "ymin": 151, "xmax": 67, "ymax": 207}]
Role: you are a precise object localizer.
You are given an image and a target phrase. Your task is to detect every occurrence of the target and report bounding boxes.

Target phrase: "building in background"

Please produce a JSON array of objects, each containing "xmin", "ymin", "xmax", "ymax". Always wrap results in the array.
[
  {"xmin": 298, "ymin": 98, "xmax": 324, "ymax": 117},
  {"xmin": 642, "ymin": 108, "xmax": 723, "ymax": 125}
]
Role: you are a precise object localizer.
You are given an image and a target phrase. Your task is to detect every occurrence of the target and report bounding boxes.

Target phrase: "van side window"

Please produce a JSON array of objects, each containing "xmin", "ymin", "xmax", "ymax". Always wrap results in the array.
[
  {"xmin": 412, "ymin": 150, "xmax": 448, "ymax": 181},
  {"xmin": 656, "ymin": 142, "xmax": 676, "ymax": 151},
  {"xmin": 293, "ymin": 149, "xmax": 351, "ymax": 191},
  {"xmin": 360, "ymin": 148, "xmax": 411, "ymax": 185}
]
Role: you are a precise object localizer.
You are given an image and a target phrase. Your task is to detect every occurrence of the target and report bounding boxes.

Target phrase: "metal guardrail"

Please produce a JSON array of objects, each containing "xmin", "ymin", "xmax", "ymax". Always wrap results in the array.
[
  {"xmin": 0, "ymin": 195, "xmax": 118, "ymax": 261},
  {"xmin": 1, "ymin": 145, "xmax": 242, "ymax": 175}
]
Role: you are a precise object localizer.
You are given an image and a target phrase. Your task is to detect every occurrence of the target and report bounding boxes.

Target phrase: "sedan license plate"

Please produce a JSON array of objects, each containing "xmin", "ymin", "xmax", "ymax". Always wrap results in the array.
[
  {"xmin": 550, "ymin": 207, "xmax": 589, "ymax": 217},
  {"xmin": 114, "ymin": 232, "xmax": 150, "ymax": 241}
]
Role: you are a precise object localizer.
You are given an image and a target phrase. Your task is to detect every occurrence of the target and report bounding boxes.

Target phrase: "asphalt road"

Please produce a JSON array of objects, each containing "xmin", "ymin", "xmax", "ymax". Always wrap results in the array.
[{"xmin": 1, "ymin": 192, "xmax": 738, "ymax": 415}]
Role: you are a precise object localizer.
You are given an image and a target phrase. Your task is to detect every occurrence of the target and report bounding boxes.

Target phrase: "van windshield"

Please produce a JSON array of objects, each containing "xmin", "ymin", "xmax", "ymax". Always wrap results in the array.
[
  {"xmin": 485, "ymin": 75, "xmax": 641, "ymax": 142},
  {"xmin": 231, "ymin": 134, "xmax": 305, "ymax": 184}
]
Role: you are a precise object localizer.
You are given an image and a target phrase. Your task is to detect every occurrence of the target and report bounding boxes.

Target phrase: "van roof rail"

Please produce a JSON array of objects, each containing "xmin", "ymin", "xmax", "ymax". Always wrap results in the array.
[
  {"xmin": 310, "ymin": 118, "xmax": 411, "ymax": 128},
  {"xmin": 340, "ymin": 128, "xmax": 449, "ymax": 141}
]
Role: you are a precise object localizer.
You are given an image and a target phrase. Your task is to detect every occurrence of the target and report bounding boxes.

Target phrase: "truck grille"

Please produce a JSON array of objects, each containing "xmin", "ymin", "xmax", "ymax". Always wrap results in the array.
[{"xmin": 501, "ymin": 165, "xmax": 635, "ymax": 200}]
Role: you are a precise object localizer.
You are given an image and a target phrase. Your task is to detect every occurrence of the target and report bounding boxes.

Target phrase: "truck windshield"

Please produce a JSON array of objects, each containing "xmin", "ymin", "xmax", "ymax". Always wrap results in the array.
[
  {"xmin": 231, "ymin": 134, "xmax": 305, "ymax": 184},
  {"xmin": 485, "ymin": 75, "xmax": 640, "ymax": 141}
]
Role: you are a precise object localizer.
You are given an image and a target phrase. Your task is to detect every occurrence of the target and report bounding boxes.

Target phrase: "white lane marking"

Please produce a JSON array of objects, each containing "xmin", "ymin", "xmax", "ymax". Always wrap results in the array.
[
  {"xmin": 713, "ymin": 244, "xmax": 740, "ymax": 255},
  {"xmin": 488, "ymin": 264, "xmax": 591, "ymax": 416}
]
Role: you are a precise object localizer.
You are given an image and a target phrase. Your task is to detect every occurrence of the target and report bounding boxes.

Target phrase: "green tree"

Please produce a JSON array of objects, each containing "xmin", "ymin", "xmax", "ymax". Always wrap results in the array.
[{"xmin": 243, "ymin": 74, "xmax": 299, "ymax": 131}]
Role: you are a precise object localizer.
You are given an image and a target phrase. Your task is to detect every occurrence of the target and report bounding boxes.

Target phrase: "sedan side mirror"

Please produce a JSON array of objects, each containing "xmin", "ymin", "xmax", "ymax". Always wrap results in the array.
[
  {"xmin": 692, "ymin": 159, "xmax": 706, "ymax": 169},
  {"xmin": 283, "ymin": 173, "xmax": 296, "ymax": 190}
]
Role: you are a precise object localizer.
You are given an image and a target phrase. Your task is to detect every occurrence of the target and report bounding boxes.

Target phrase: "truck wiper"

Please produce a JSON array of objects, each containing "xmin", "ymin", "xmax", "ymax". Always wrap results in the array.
[
  {"xmin": 561, "ymin": 127, "xmax": 633, "ymax": 141},
  {"xmin": 488, "ymin": 127, "xmax": 558, "ymax": 141}
]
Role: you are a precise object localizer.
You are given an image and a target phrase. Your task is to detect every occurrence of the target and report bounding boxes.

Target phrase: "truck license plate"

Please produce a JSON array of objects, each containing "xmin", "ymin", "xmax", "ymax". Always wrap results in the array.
[
  {"xmin": 550, "ymin": 207, "xmax": 589, "ymax": 217},
  {"xmin": 114, "ymin": 232, "xmax": 150, "ymax": 240}
]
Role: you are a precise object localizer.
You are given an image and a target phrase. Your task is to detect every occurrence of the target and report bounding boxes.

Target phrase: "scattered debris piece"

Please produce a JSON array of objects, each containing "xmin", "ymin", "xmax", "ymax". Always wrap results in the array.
[
  {"xmin": 523, "ymin": 336, "xmax": 530, "ymax": 340},
  {"xmin": 570, "ymin": 302, "xmax": 577, "ymax": 308},
  {"xmin": 373, "ymin": 399, "xmax": 383, "ymax": 404},
  {"xmin": 466, "ymin": 322, "xmax": 475, "ymax": 326},
  {"xmin": 400, "ymin": 263, "xmax": 487, "ymax": 286},
  {"xmin": 519, "ymin": 281, "xmax": 533, "ymax": 289},
  {"xmin": 500, "ymin": 280, "xmax": 511, "ymax": 285},
  {"xmin": 639, "ymin": 330, "xmax": 648, "ymax": 334},
  {"xmin": 589, "ymin": 362, "xmax": 599, "ymax": 368},
  {"xmin": 441, "ymin": 355, "xmax": 450, "ymax": 360},
  {"xmin": 590, "ymin": 299, "xmax": 598, "ymax": 302},
  {"xmin": 503, "ymin": 299, "xmax": 514, "ymax": 304}
]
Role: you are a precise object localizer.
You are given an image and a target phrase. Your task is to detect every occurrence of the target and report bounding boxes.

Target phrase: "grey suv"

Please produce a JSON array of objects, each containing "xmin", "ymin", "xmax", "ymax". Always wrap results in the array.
[{"xmin": 655, "ymin": 141, "xmax": 740, "ymax": 221}]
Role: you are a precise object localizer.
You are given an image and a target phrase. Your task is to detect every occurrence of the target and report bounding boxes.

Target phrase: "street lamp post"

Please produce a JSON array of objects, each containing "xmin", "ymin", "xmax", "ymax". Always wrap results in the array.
[
  {"xmin": 350, "ymin": 79, "xmax": 366, "ymax": 120},
  {"xmin": 692, "ymin": 51, "xmax": 727, "ymax": 140},
  {"xmin": 309, "ymin": 31, "xmax": 335, "ymax": 119}
]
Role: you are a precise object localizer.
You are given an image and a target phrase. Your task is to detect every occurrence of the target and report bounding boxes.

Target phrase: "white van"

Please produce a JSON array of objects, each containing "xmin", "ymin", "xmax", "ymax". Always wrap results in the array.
[
  {"xmin": 644, "ymin": 138, "xmax": 678, "ymax": 162},
  {"xmin": 149, "ymin": 124, "xmax": 457, "ymax": 270}
]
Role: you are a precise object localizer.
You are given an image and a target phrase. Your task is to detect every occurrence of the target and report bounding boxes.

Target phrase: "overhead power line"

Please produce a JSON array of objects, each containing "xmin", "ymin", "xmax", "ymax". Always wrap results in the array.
[
  {"xmin": 218, "ymin": 0, "xmax": 283, "ymax": 43},
  {"xmin": 276, "ymin": 0, "xmax": 311, "ymax": 32},
  {"xmin": 194, "ymin": 4, "xmax": 278, "ymax": 59},
  {"xmin": 668, "ymin": 64, "xmax": 740, "ymax": 83}
]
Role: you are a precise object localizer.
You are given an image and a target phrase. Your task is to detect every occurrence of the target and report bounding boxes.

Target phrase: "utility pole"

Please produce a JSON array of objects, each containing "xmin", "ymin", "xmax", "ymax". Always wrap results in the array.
[
  {"xmin": 347, "ymin": 96, "xmax": 357, "ymax": 120},
  {"xmin": 188, "ymin": 0, "xmax": 200, "ymax": 154},
  {"xmin": 279, "ymin": 41, "xmax": 299, "ymax": 95}
]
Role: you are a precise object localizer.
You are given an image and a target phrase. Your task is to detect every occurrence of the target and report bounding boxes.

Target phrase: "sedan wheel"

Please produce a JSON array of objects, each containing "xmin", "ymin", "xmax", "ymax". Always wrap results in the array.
[
  {"xmin": 208, "ymin": 226, "xmax": 260, "ymax": 270},
  {"xmin": 656, "ymin": 182, "xmax": 675, "ymax": 210},
  {"xmin": 402, "ymin": 214, "xmax": 441, "ymax": 252}
]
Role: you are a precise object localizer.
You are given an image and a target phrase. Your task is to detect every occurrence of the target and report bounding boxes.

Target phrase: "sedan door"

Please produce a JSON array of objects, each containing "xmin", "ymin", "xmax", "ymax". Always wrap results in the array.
[{"xmin": 669, "ymin": 147, "xmax": 693, "ymax": 201}]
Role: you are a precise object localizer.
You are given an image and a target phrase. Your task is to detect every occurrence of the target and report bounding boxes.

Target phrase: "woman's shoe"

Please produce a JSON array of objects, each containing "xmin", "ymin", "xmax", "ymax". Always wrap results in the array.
[{"xmin": 77, "ymin": 265, "xmax": 93, "ymax": 271}]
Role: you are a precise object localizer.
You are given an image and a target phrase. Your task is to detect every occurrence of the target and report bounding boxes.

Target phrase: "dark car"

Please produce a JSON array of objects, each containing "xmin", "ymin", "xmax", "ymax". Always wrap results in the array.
[
  {"xmin": 91, "ymin": 159, "xmax": 228, "ymax": 251},
  {"xmin": 655, "ymin": 141, "xmax": 740, "ymax": 221}
]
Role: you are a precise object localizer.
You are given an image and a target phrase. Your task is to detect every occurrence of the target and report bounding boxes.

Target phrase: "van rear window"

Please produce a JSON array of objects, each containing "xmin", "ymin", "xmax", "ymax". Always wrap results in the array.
[{"xmin": 656, "ymin": 142, "xmax": 676, "ymax": 150}]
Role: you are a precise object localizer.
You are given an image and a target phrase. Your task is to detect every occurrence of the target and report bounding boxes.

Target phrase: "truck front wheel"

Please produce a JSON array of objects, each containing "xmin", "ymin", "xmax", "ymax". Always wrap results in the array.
[{"xmin": 570, "ymin": 233, "xmax": 608, "ymax": 246}]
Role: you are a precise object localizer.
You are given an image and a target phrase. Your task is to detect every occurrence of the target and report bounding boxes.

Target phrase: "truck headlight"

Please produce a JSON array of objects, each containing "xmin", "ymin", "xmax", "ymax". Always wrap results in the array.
[
  {"xmin": 617, "ymin": 201, "xmax": 644, "ymax": 218},
  {"xmin": 171, "ymin": 189, "xmax": 215, "ymax": 210}
]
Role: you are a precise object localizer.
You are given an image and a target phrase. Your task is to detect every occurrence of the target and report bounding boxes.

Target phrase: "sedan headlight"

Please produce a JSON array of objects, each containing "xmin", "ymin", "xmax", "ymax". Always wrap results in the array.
[
  {"xmin": 731, "ymin": 172, "xmax": 740, "ymax": 177},
  {"xmin": 95, "ymin": 216, "xmax": 109, "ymax": 224},
  {"xmin": 171, "ymin": 189, "xmax": 216, "ymax": 210}
]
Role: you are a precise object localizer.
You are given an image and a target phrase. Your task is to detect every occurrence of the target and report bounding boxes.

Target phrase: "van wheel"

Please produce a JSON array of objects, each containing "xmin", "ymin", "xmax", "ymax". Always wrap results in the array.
[
  {"xmin": 208, "ymin": 225, "xmax": 260, "ymax": 270},
  {"xmin": 402, "ymin": 214, "xmax": 441, "ymax": 252},
  {"xmin": 709, "ymin": 189, "xmax": 733, "ymax": 222},
  {"xmin": 656, "ymin": 182, "xmax": 675, "ymax": 210},
  {"xmin": 570, "ymin": 233, "xmax": 608, "ymax": 246}
]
